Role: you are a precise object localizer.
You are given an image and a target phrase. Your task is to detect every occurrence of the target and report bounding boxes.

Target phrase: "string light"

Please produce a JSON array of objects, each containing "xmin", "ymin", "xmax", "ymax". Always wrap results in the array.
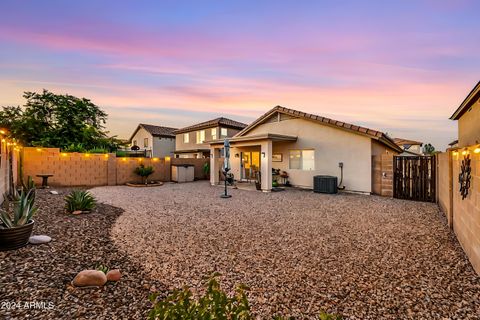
[
  {"xmin": 152, "ymin": 157, "xmax": 159, "ymax": 162},
  {"xmin": 462, "ymin": 150, "xmax": 468, "ymax": 156},
  {"xmin": 474, "ymin": 148, "xmax": 480, "ymax": 154},
  {"xmin": 61, "ymin": 153, "xmax": 67, "ymax": 157}
]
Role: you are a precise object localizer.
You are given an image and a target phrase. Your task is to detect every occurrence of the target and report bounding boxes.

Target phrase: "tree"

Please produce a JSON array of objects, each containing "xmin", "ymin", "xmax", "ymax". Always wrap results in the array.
[
  {"xmin": 423, "ymin": 143, "xmax": 435, "ymax": 155},
  {"xmin": 0, "ymin": 90, "xmax": 122, "ymax": 151}
]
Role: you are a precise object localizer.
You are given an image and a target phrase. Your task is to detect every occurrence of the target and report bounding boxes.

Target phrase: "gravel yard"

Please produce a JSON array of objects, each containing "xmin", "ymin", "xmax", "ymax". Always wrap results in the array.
[
  {"xmin": 89, "ymin": 181, "xmax": 480, "ymax": 319},
  {"xmin": 0, "ymin": 189, "xmax": 164, "ymax": 320}
]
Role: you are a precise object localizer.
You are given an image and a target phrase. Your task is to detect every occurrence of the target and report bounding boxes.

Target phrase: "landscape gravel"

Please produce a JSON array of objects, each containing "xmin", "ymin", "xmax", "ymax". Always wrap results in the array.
[
  {"xmin": 91, "ymin": 182, "xmax": 480, "ymax": 319},
  {"xmin": 0, "ymin": 189, "xmax": 165, "ymax": 320}
]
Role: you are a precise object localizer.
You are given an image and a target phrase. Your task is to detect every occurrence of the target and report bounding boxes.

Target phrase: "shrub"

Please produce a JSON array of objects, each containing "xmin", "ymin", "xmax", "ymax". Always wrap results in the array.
[
  {"xmin": 0, "ymin": 189, "xmax": 37, "ymax": 228},
  {"xmin": 149, "ymin": 273, "xmax": 250, "ymax": 319},
  {"xmin": 149, "ymin": 273, "xmax": 343, "ymax": 320},
  {"xmin": 134, "ymin": 164, "xmax": 155, "ymax": 184},
  {"xmin": 63, "ymin": 143, "xmax": 86, "ymax": 153},
  {"xmin": 65, "ymin": 190, "xmax": 96, "ymax": 213},
  {"xmin": 87, "ymin": 147, "xmax": 109, "ymax": 154}
]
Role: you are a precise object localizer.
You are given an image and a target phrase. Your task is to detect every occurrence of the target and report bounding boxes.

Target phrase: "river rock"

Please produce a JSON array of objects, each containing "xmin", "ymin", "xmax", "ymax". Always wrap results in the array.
[
  {"xmin": 29, "ymin": 235, "xmax": 52, "ymax": 244},
  {"xmin": 73, "ymin": 270, "xmax": 107, "ymax": 287}
]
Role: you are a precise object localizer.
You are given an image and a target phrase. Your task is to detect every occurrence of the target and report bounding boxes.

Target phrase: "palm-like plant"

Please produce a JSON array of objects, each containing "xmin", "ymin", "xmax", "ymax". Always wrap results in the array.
[
  {"xmin": 65, "ymin": 190, "xmax": 96, "ymax": 213},
  {"xmin": 134, "ymin": 164, "xmax": 155, "ymax": 184},
  {"xmin": 0, "ymin": 189, "xmax": 37, "ymax": 228}
]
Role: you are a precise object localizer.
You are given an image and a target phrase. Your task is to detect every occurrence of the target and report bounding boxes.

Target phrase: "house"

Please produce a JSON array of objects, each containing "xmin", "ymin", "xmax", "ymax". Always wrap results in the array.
[
  {"xmin": 129, "ymin": 124, "xmax": 177, "ymax": 158},
  {"xmin": 393, "ymin": 138, "xmax": 423, "ymax": 156},
  {"xmin": 450, "ymin": 81, "xmax": 480, "ymax": 147},
  {"xmin": 173, "ymin": 117, "xmax": 247, "ymax": 158},
  {"xmin": 448, "ymin": 139, "xmax": 459, "ymax": 149},
  {"xmin": 209, "ymin": 106, "xmax": 401, "ymax": 193}
]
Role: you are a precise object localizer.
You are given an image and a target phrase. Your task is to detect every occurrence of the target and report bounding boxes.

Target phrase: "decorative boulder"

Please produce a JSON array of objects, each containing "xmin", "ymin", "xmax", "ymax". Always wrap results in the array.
[
  {"xmin": 73, "ymin": 270, "xmax": 107, "ymax": 287},
  {"xmin": 72, "ymin": 210, "xmax": 82, "ymax": 215},
  {"xmin": 106, "ymin": 269, "xmax": 122, "ymax": 282},
  {"xmin": 29, "ymin": 235, "xmax": 52, "ymax": 245}
]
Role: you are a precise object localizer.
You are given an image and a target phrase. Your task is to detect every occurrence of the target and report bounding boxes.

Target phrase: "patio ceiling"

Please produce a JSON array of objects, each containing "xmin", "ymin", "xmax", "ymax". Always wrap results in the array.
[{"xmin": 208, "ymin": 133, "xmax": 297, "ymax": 146}]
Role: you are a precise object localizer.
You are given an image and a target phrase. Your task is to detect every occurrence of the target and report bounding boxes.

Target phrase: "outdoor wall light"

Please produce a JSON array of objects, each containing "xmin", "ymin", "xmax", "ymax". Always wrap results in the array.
[
  {"xmin": 61, "ymin": 153, "xmax": 67, "ymax": 157},
  {"xmin": 235, "ymin": 153, "xmax": 239, "ymax": 158},
  {"xmin": 122, "ymin": 157, "xmax": 127, "ymax": 161},
  {"xmin": 0, "ymin": 130, "xmax": 5, "ymax": 135},
  {"xmin": 36, "ymin": 148, "xmax": 42, "ymax": 152},
  {"xmin": 165, "ymin": 156, "xmax": 171, "ymax": 161},
  {"xmin": 104, "ymin": 154, "xmax": 109, "ymax": 158},
  {"xmin": 475, "ymin": 148, "xmax": 480, "ymax": 154},
  {"xmin": 152, "ymin": 157, "xmax": 159, "ymax": 161},
  {"xmin": 462, "ymin": 150, "xmax": 468, "ymax": 156},
  {"xmin": 262, "ymin": 152, "xmax": 266, "ymax": 158}
]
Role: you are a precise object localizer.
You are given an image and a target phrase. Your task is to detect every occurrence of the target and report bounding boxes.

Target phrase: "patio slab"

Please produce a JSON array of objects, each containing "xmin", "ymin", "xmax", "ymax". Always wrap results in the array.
[{"xmin": 91, "ymin": 181, "xmax": 480, "ymax": 319}]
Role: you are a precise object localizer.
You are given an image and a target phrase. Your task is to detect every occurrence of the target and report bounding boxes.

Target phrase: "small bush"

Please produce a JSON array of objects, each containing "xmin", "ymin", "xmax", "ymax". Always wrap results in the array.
[
  {"xmin": 65, "ymin": 190, "xmax": 96, "ymax": 213},
  {"xmin": 134, "ymin": 164, "xmax": 155, "ymax": 184},
  {"xmin": 149, "ymin": 273, "xmax": 342, "ymax": 320},
  {"xmin": 149, "ymin": 273, "xmax": 250, "ymax": 319}
]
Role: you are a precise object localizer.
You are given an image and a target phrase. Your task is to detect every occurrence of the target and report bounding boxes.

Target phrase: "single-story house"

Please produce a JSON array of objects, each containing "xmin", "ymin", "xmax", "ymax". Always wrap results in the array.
[
  {"xmin": 129, "ymin": 124, "xmax": 177, "ymax": 158},
  {"xmin": 393, "ymin": 138, "xmax": 423, "ymax": 156},
  {"xmin": 173, "ymin": 117, "xmax": 247, "ymax": 158},
  {"xmin": 209, "ymin": 106, "xmax": 401, "ymax": 193}
]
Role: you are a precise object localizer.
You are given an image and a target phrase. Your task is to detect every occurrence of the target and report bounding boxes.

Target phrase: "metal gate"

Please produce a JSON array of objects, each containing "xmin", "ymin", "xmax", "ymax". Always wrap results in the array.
[{"xmin": 393, "ymin": 156, "xmax": 436, "ymax": 202}]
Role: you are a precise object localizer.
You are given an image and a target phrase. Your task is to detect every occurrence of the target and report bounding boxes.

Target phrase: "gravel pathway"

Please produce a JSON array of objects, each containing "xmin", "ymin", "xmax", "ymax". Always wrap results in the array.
[
  {"xmin": 91, "ymin": 181, "xmax": 480, "ymax": 319},
  {"xmin": 0, "ymin": 189, "xmax": 165, "ymax": 320}
]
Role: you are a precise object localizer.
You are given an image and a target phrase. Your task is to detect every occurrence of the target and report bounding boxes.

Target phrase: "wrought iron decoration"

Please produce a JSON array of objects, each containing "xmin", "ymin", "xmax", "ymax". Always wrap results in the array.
[{"xmin": 459, "ymin": 154, "xmax": 472, "ymax": 200}]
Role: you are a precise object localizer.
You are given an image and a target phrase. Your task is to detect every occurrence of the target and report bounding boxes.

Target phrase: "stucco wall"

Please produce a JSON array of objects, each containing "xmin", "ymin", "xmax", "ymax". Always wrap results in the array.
[
  {"xmin": 437, "ymin": 152, "xmax": 453, "ymax": 227},
  {"xmin": 232, "ymin": 118, "xmax": 374, "ymax": 193},
  {"xmin": 175, "ymin": 126, "xmax": 242, "ymax": 154},
  {"xmin": 131, "ymin": 127, "xmax": 153, "ymax": 151},
  {"xmin": 458, "ymin": 101, "xmax": 480, "ymax": 147},
  {"xmin": 153, "ymin": 136, "xmax": 175, "ymax": 158}
]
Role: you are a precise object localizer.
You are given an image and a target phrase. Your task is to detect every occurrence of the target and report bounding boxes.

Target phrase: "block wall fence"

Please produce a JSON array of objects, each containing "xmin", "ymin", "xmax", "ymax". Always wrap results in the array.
[
  {"xmin": 372, "ymin": 154, "xmax": 394, "ymax": 196},
  {"xmin": 0, "ymin": 142, "xmax": 18, "ymax": 199},
  {"xmin": 21, "ymin": 147, "xmax": 209, "ymax": 187},
  {"xmin": 437, "ymin": 147, "xmax": 480, "ymax": 274}
]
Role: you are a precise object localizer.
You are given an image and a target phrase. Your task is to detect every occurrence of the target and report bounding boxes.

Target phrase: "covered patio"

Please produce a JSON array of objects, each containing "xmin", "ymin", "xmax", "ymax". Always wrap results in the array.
[{"xmin": 209, "ymin": 133, "xmax": 297, "ymax": 192}]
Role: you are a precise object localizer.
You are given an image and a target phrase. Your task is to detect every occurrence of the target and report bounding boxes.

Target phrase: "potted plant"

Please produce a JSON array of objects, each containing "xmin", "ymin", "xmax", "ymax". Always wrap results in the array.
[
  {"xmin": 134, "ymin": 164, "xmax": 155, "ymax": 184},
  {"xmin": 0, "ymin": 189, "xmax": 37, "ymax": 251}
]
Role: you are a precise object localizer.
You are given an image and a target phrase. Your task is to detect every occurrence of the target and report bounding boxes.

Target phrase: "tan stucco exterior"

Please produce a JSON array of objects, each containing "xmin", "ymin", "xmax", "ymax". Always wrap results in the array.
[
  {"xmin": 175, "ymin": 126, "xmax": 241, "ymax": 158},
  {"xmin": 211, "ymin": 115, "xmax": 397, "ymax": 193},
  {"xmin": 458, "ymin": 101, "xmax": 480, "ymax": 147}
]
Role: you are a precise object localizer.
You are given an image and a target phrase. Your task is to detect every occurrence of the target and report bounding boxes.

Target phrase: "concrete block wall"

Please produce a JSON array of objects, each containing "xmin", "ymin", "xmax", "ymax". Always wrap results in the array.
[
  {"xmin": 372, "ymin": 154, "xmax": 393, "ymax": 196},
  {"xmin": 437, "ymin": 148, "xmax": 480, "ymax": 274}
]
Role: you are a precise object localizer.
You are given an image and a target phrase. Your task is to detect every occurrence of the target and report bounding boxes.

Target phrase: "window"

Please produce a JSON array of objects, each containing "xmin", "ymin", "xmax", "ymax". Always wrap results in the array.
[
  {"xmin": 133, "ymin": 140, "xmax": 137, "ymax": 146},
  {"xmin": 220, "ymin": 128, "xmax": 228, "ymax": 138},
  {"xmin": 183, "ymin": 133, "xmax": 189, "ymax": 143},
  {"xmin": 144, "ymin": 138, "xmax": 148, "ymax": 148},
  {"xmin": 289, "ymin": 149, "xmax": 315, "ymax": 170},
  {"xmin": 211, "ymin": 128, "xmax": 217, "ymax": 140},
  {"xmin": 196, "ymin": 130, "xmax": 205, "ymax": 144}
]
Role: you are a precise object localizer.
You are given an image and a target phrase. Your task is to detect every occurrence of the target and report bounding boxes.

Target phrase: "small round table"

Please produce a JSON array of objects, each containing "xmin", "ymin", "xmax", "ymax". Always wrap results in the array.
[{"xmin": 36, "ymin": 174, "xmax": 54, "ymax": 188}]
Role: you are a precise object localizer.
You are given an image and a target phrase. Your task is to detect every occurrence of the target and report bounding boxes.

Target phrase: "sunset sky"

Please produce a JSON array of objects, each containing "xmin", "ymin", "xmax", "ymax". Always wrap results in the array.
[{"xmin": 1, "ymin": 0, "xmax": 479, "ymax": 149}]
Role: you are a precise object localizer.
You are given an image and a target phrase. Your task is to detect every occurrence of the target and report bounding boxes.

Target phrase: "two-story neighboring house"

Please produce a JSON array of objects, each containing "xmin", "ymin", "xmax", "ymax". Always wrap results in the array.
[
  {"xmin": 173, "ymin": 117, "xmax": 247, "ymax": 158},
  {"xmin": 129, "ymin": 124, "xmax": 177, "ymax": 158},
  {"xmin": 393, "ymin": 138, "xmax": 423, "ymax": 156}
]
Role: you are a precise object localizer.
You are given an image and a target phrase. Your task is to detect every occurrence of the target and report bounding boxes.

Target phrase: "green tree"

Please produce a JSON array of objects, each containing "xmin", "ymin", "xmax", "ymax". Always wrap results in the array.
[
  {"xmin": 423, "ymin": 143, "xmax": 435, "ymax": 155},
  {"xmin": 0, "ymin": 90, "xmax": 122, "ymax": 151}
]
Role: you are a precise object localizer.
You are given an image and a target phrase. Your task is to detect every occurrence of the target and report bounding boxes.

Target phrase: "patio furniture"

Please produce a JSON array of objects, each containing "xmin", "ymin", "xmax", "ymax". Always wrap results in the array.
[{"xmin": 36, "ymin": 174, "xmax": 53, "ymax": 188}]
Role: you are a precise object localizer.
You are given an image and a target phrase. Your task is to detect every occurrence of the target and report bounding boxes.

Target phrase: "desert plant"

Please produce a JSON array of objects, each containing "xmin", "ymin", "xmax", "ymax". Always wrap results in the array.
[
  {"xmin": 134, "ymin": 164, "xmax": 155, "ymax": 184},
  {"xmin": 0, "ymin": 189, "xmax": 37, "ymax": 228},
  {"xmin": 149, "ymin": 273, "xmax": 251, "ymax": 319},
  {"xmin": 63, "ymin": 143, "xmax": 86, "ymax": 153},
  {"xmin": 65, "ymin": 190, "xmax": 96, "ymax": 213},
  {"xmin": 96, "ymin": 264, "xmax": 110, "ymax": 274}
]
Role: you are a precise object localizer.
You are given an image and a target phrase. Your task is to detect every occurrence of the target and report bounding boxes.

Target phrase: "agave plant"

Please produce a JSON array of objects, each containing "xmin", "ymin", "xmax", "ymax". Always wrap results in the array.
[
  {"xmin": 65, "ymin": 190, "xmax": 96, "ymax": 213},
  {"xmin": 134, "ymin": 164, "xmax": 155, "ymax": 184},
  {"xmin": 0, "ymin": 189, "xmax": 37, "ymax": 228}
]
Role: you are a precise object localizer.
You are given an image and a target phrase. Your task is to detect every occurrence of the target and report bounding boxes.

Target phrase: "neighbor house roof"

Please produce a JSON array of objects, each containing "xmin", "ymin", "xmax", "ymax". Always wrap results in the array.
[
  {"xmin": 393, "ymin": 138, "xmax": 423, "ymax": 146},
  {"xmin": 173, "ymin": 117, "xmax": 248, "ymax": 134},
  {"xmin": 448, "ymin": 139, "xmax": 459, "ymax": 146},
  {"xmin": 129, "ymin": 124, "xmax": 178, "ymax": 142},
  {"xmin": 450, "ymin": 81, "xmax": 480, "ymax": 120},
  {"xmin": 235, "ymin": 106, "xmax": 402, "ymax": 152}
]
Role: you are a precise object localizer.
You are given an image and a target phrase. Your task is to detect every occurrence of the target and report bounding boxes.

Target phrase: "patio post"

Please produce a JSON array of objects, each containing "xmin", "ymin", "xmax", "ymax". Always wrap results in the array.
[
  {"xmin": 210, "ymin": 147, "xmax": 219, "ymax": 185},
  {"xmin": 260, "ymin": 140, "xmax": 272, "ymax": 192}
]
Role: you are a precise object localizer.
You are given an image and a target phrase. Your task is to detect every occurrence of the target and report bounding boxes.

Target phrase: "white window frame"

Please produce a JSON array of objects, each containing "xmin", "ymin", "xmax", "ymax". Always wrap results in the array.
[
  {"xmin": 211, "ymin": 128, "xmax": 217, "ymax": 140},
  {"xmin": 220, "ymin": 128, "xmax": 228, "ymax": 138},
  {"xmin": 289, "ymin": 149, "xmax": 315, "ymax": 170},
  {"xmin": 144, "ymin": 138, "xmax": 149, "ymax": 148},
  {"xmin": 196, "ymin": 130, "xmax": 205, "ymax": 144},
  {"xmin": 183, "ymin": 133, "xmax": 189, "ymax": 143}
]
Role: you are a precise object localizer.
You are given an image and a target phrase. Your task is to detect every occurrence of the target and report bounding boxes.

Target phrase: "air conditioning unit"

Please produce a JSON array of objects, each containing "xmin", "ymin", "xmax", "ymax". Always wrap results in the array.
[{"xmin": 313, "ymin": 175, "xmax": 338, "ymax": 194}]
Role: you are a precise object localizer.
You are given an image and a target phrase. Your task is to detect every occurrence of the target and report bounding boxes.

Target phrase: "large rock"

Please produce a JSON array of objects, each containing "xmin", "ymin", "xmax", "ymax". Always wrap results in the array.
[
  {"xmin": 106, "ymin": 269, "xmax": 122, "ymax": 282},
  {"xmin": 73, "ymin": 270, "xmax": 107, "ymax": 287},
  {"xmin": 29, "ymin": 235, "xmax": 52, "ymax": 245}
]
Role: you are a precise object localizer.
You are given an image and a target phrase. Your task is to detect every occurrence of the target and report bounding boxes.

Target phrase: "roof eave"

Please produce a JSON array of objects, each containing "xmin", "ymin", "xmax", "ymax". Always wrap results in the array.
[{"xmin": 450, "ymin": 81, "xmax": 480, "ymax": 120}]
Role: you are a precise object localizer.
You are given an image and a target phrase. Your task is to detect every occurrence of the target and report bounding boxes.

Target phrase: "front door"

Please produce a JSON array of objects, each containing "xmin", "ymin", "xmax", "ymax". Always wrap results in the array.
[{"xmin": 241, "ymin": 152, "xmax": 260, "ymax": 180}]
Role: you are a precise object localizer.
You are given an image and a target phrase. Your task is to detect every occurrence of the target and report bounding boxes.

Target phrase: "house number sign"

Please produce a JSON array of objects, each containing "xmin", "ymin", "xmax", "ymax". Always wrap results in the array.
[{"xmin": 459, "ymin": 154, "xmax": 471, "ymax": 200}]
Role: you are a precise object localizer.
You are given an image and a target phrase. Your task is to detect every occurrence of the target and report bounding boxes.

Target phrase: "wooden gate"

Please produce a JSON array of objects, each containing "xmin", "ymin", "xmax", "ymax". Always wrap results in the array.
[{"xmin": 393, "ymin": 156, "xmax": 436, "ymax": 202}]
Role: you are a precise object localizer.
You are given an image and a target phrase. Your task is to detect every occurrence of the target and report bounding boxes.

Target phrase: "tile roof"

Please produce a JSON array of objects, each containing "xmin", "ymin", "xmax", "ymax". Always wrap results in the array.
[
  {"xmin": 173, "ymin": 117, "xmax": 247, "ymax": 134},
  {"xmin": 236, "ymin": 106, "xmax": 402, "ymax": 152},
  {"xmin": 139, "ymin": 124, "xmax": 178, "ymax": 137}
]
